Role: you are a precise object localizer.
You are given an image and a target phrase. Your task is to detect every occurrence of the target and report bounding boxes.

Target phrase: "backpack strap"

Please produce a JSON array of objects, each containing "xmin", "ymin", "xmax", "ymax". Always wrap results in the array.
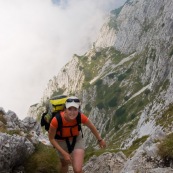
[
  {"xmin": 65, "ymin": 136, "xmax": 77, "ymax": 153},
  {"xmin": 76, "ymin": 112, "xmax": 83, "ymax": 138},
  {"xmin": 55, "ymin": 111, "xmax": 63, "ymax": 137}
]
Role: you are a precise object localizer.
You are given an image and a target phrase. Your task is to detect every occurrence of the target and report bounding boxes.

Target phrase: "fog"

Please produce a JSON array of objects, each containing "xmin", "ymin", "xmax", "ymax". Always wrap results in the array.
[{"xmin": 0, "ymin": 0, "xmax": 126, "ymax": 119}]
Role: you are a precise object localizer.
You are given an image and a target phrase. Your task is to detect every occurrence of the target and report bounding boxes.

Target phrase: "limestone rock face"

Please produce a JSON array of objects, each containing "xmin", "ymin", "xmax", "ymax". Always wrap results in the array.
[
  {"xmin": 0, "ymin": 108, "xmax": 41, "ymax": 172},
  {"xmin": 94, "ymin": 17, "xmax": 117, "ymax": 48},
  {"xmin": 115, "ymin": 0, "xmax": 173, "ymax": 54},
  {"xmin": 41, "ymin": 56, "xmax": 85, "ymax": 103},
  {"xmin": 0, "ymin": 133, "xmax": 34, "ymax": 173},
  {"xmin": 23, "ymin": 0, "xmax": 173, "ymax": 172},
  {"xmin": 83, "ymin": 152, "xmax": 127, "ymax": 173}
]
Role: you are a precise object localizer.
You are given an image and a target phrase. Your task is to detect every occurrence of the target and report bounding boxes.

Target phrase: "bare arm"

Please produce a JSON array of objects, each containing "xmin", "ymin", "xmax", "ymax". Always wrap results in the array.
[
  {"xmin": 48, "ymin": 127, "xmax": 72, "ymax": 163},
  {"xmin": 85, "ymin": 119, "xmax": 106, "ymax": 148}
]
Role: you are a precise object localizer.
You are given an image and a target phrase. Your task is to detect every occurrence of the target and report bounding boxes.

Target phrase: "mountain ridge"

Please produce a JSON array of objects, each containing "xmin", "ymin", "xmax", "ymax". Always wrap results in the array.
[{"xmin": 27, "ymin": 0, "xmax": 173, "ymax": 172}]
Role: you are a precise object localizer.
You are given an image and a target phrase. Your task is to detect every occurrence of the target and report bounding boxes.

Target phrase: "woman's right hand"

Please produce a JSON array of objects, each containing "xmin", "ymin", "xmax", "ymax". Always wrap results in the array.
[{"xmin": 62, "ymin": 151, "xmax": 72, "ymax": 164}]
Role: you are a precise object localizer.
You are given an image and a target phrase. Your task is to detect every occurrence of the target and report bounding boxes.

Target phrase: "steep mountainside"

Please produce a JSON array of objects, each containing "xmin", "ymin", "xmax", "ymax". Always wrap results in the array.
[{"xmin": 28, "ymin": 0, "xmax": 173, "ymax": 172}]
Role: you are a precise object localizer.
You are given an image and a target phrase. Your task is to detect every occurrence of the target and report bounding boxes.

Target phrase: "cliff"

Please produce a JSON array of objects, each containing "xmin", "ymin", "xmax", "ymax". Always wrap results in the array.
[{"xmin": 7, "ymin": 0, "xmax": 173, "ymax": 172}]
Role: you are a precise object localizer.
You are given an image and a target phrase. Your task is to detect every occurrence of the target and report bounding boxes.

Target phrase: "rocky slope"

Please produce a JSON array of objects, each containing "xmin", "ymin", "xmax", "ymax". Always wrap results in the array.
[
  {"xmin": 31, "ymin": 0, "xmax": 173, "ymax": 172},
  {"xmin": 3, "ymin": 0, "xmax": 173, "ymax": 172},
  {"xmin": 0, "ymin": 107, "xmax": 48, "ymax": 173}
]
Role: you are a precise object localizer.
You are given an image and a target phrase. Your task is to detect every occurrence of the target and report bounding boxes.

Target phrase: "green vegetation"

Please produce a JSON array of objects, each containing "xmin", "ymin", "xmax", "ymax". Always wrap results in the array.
[
  {"xmin": 111, "ymin": 86, "xmax": 151, "ymax": 133},
  {"xmin": 95, "ymin": 77, "xmax": 149, "ymax": 126},
  {"xmin": 144, "ymin": 89, "xmax": 151, "ymax": 95},
  {"xmin": 125, "ymin": 0, "xmax": 133, "ymax": 5},
  {"xmin": 0, "ymin": 115, "xmax": 7, "ymax": 133},
  {"xmin": 118, "ymin": 74, "xmax": 127, "ymax": 81},
  {"xmin": 85, "ymin": 103, "xmax": 92, "ymax": 112},
  {"xmin": 24, "ymin": 143, "xmax": 60, "ymax": 173},
  {"xmin": 123, "ymin": 135, "xmax": 149, "ymax": 157},
  {"xmin": 108, "ymin": 72, "xmax": 116, "ymax": 79},
  {"xmin": 80, "ymin": 47, "xmax": 127, "ymax": 87},
  {"xmin": 109, "ymin": 47, "xmax": 127, "ymax": 64},
  {"xmin": 82, "ymin": 47, "xmax": 157, "ymax": 159},
  {"xmin": 162, "ymin": 79, "xmax": 170, "ymax": 91},
  {"xmin": 86, "ymin": 49, "xmax": 154, "ymax": 135},
  {"xmin": 85, "ymin": 127, "xmax": 148, "ymax": 162},
  {"xmin": 138, "ymin": 18, "xmax": 154, "ymax": 35},
  {"xmin": 110, "ymin": 6, "xmax": 123, "ymax": 17},
  {"xmin": 51, "ymin": 88, "xmax": 65, "ymax": 98},
  {"xmin": 0, "ymin": 114, "xmax": 6, "ymax": 125},
  {"xmin": 169, "ymin": 45, "xmax": 173, "ymax": 57},
  {"xmin": 149, "ymin": 48, "xmax": 156, "ymax": 61},
  {"xmin": 158, "ymin": 133, "xmax": 173, "ymax": 162},
  {"xmin": 94, "ymin": 82, "xmax": 122, "ymax": 111},
  {"xmin": 108, "ymin": 97, "xmax": 117, "ymax": 107},
  {"xmin": 84, "ymin": 147, "xmax": 108, "ymax": 163},
  {"xmin": 7, "ymin": 130, "xmax": 21, "ymax": 136},
  {"xmin": 108, "ymin": 16, "xmax": 118, "ymax": 29},
  {"xmin": 0, "ymin": 116, "xmax": 22, "ymax": 136},
  {"xmin": 114, "ymin": 107, "xmax": 126, "ymax": 125},
  {"xmin": 151, "ymin": 79, "xmax": 170, "ymax": 103},
  {"xmin": 156, "ymin": 104, "xmax": 173, "ymax": 128},
  {"xmin": 30, "ymin": 103, "xmax": 38, "ymax": 107},
  {"xmin": 84, "ymin": 135, "xmax": 148, "ymax": 162},
  {"xmin": 96, "ymin": 102, "xmax": 105, "ymax": 110},
  {"xmin": 107, "ymin": 117, "xmax": 139, "ymax": 150}
]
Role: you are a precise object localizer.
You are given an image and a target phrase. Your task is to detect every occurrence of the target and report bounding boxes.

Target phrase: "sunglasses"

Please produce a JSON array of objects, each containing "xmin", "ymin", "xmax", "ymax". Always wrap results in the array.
[{"xmin": 66, "ymin": 98, "xmax": 80, "ymax": 103}]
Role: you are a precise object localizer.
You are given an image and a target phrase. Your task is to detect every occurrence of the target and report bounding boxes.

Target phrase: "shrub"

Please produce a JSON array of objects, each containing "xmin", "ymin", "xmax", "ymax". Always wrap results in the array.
[
  {"xmin": 85, "ymin": 103, "xmax": 92, "ymax": 112},
  {"xmin": 7, "ymin": 130, "xmax": 21, "ymax": 136},
  {"xmin": 84, "ymin": 71, "xmax": 92, "ymax": 81},
  {"xmin": 124, "ymin": 95, "xmax": 130, "ymax": 101},
  {"xmin": 84, "ymin": 147, "xmax": 106, "ymax": 163},
  {"xmin": 126, "ymin": 68, "xmax": 132, "ymax": 73},
  {"xmin": 95, "ymin": 79, "xmax": 103, "ymax": 87},
  {"xmin": 0, "ymin": 114, "xmax": 7, "ymax": 125},
  {"xmin": 51, "ymin": 89, "xmax": 65, "ymax": 98},
  {"xmin": 113, "ymin": 107, "xmax": 126, "ymax": 125},
  {"xmin": 169, "ymin": 46, "xmax": 173, "ymax": 57},
  {"xmin": 158, "ymin": 133, "xmax": 173, "ymax": 161},
  {"xmin": 114, "ymin": 107, "xmax": 127, "ymax": 125},
  {"xmin": 108, "ymin": 97, "xmax": 117, "ymax": 107},
  {"xmin": 115, "ymin": 107, "xmax": 126, "ymax": 117},
  {"xmin": 24, "ymin": 143, "xmax": 60, "ymax": 173},
  {"xmin": 144, "ymin": 89, "xmax": 150, "ymax": 95},
  {"xmin": 108, "ymin": 73, "xmax": 115, "ymax": 79},
  {"xmin": 130, "ymin": 113, "xmax": 136, "ymax": 120},
  {"xmin": 79, "ymin": 66, "xmax": 83, "ymax": 71},
  {"xmin": 118, "ymin": 74, "xmax": 126, "ymax": 81},
  {"xmin": 123, "ymin": 135, "xmax": 149, "ymax": 157},
  {"xmin": 96, "ymin": 102, "xmax": 104, "ymax": 109}
]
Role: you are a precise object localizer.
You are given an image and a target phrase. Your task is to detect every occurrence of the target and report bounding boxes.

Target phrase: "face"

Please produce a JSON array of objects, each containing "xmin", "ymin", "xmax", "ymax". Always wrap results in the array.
[{"xmin": 65, "ymin": 106, "xmax": 78, "ymax": 121}]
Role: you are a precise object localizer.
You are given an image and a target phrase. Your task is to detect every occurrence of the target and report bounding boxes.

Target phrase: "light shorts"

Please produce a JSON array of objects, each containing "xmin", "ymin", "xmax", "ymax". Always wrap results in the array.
[{"xmin": 56, "ymin": 132, "xmax": 85, "ymax": 159}]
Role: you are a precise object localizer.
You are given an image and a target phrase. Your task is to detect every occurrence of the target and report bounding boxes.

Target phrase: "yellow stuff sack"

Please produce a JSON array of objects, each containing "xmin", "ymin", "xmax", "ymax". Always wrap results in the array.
[
  {"xmin": 42, "ymin": 95, "xmax": 68, "ymax": 125},
  {"xmin": 49, "ymin": 95, "xmax": 68, "ymax": 112}
]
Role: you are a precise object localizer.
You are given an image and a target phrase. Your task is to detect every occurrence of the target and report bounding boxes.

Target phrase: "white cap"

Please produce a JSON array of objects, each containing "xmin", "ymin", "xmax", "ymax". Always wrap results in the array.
[{"xmin": 65, "ymin": 96, "xmax": 80, "ymax": 109}]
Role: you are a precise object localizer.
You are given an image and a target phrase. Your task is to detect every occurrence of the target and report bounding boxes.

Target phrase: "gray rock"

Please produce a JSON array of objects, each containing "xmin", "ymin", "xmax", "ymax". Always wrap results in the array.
[
  {"xmin": 83, "ymin": 152, "xmax": 127, "ymax": 173},
  {"xmin": 0, "ymin": 109, "xmax": 42, "ymax": 172},
  {"xmin": 0, "ymin": 133, "xmax": 34, "ymax": 173}
]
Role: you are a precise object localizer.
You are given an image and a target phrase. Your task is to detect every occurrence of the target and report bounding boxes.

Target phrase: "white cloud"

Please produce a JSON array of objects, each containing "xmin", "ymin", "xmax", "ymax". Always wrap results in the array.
[{"xmin": 0, "ymin": 0, "xmax": 126, "ymax": 119}]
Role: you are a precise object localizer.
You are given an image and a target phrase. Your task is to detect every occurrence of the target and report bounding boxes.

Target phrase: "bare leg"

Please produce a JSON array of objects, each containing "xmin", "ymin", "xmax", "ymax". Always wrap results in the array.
[
  {"xmin": 60, "ymin": 159, "xmax": 69, "ymax": 173},
  {"xmin": 71, "ymin": 149, "xmax": 84, "ymax": 173}
]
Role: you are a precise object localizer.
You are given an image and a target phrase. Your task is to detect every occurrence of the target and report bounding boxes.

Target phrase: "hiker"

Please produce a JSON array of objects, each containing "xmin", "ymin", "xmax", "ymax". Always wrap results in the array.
[{"xmin": 48, "ymin": 96, "xmax": 106, "ymax": 173}]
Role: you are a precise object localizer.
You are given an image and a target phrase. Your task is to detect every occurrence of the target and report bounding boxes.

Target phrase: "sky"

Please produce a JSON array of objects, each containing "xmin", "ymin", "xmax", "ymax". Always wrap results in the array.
[{"xmin": 0, "ymin": 0, "xmax": 126, "ymax": 120}]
